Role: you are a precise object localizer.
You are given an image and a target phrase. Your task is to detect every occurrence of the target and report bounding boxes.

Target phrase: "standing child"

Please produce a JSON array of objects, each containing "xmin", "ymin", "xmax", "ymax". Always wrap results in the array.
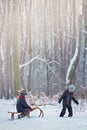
[
  {"xmin": 58, "ymin": 84, "xmax": 79, "ymax": 117},
  {"xmin": 16, "ymin": 89, "xmax": 32, "ymax": 119}
]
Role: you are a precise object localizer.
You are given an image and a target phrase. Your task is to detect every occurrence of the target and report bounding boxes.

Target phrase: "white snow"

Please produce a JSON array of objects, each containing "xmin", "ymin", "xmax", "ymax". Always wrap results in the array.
[{"xmin": 0, "ymin": 99, "xmax": 87, "ymax": 130}]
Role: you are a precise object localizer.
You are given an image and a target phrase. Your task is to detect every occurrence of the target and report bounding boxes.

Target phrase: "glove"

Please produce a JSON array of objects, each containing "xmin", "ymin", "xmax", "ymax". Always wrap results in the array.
[{"xmin": 77, "ymin": 102, "xmax": 79, "ymax": 105}]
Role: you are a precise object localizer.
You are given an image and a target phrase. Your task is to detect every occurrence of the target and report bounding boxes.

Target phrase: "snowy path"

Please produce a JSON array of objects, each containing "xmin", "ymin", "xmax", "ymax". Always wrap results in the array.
[{"xmin": 0, "ymin": 100, "xmax": 87, "ymax": 130}]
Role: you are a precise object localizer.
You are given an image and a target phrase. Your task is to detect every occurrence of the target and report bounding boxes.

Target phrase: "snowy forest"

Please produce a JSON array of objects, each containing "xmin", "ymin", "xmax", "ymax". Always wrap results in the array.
[{"xmin": 0, "ymin": 0, "xmax": 87, "ymax": 99}]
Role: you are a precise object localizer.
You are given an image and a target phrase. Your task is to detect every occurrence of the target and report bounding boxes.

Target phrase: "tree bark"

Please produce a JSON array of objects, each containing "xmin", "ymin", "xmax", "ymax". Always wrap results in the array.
[
  {"xmin": 13, "ymin": 0, "xmax": 20, "ymax": 95},
  {"xmin": 66, "ymin": 15, "xmax": 82, "ymax": 86}
]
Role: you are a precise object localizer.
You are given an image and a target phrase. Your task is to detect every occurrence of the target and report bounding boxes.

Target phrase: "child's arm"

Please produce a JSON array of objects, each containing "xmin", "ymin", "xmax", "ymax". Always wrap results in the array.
[
  {"xmin": 58, "ymin": 91, "xmax": 66, "ymax": 103},
  {"xmin": 22, "ymin": 99, "xmax": 32, "ymax": 110},
  {"xmin": 72, "ymin": 96, "xmax": 79, "ymax": 105}
]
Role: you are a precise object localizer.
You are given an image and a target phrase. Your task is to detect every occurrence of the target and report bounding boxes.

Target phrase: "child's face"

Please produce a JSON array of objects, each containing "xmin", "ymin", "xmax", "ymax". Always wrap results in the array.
[{"xmin": 69, "ymin": 91, "xmax": 74, "ymax": 93}]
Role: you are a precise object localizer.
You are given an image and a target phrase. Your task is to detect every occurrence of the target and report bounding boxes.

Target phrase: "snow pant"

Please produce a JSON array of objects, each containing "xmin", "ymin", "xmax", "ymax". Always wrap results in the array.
[
  {"xmin": 60, "ymin": 105, "xmax": 73, "ymax": 117},
  {"xmin": 22, "ymin": 109, "xmax": 30, "ymax": 117},
  {"xmin": 18, "ymin": 109, "xmax": 30, "ymax": 118}
]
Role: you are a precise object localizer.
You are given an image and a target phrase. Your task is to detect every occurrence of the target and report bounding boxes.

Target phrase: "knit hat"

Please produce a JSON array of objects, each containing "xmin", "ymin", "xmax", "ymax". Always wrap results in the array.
[
  {"xmin": 68, "ymin": 84, "xmax": 76, "ymax": 92},
  {"xmin": 19, "ymin": 89, "xmax": 27, "ymax": 96}
]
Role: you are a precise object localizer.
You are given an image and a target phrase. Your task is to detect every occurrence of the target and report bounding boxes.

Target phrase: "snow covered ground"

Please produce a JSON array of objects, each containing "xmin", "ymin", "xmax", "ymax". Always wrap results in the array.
[{"xmin": 0, "ymin": 99, "xmax": 87, "ymax": 130}]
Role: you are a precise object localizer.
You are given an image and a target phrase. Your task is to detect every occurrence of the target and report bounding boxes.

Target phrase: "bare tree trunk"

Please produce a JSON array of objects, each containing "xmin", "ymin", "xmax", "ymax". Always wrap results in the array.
[
  {"xmin": 82, "ymin": 0, "xmax": 87, "ymax": 87},
  {"xmin": 66, "ymin": 15, "xmax": 82, "ymax": 86},
  {"xmin": 27, "ymin": 0, "xmax": 32, "ymax": 92},
  {"xmin": 13, "ymin": 0, "xmax": 20, "ymax": 95}
]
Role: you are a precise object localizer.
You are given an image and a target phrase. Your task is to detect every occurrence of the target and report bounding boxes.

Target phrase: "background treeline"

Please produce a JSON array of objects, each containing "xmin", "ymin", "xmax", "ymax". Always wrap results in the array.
[{"xmin": 0, "ymin": 0, "xmax": 87, "ymax": 99}]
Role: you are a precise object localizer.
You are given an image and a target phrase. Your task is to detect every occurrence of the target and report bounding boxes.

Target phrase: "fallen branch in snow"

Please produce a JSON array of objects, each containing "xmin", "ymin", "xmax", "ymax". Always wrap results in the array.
[{"xmin": 27, "ymin": 91, "xmax": 64, "ymax": 106}]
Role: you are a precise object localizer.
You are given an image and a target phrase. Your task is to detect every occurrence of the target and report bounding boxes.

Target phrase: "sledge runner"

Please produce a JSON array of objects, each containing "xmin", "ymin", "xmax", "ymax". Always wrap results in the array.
[{"xmin": 58, "ymin": 84, "xmax": 79, "ymax": 117}]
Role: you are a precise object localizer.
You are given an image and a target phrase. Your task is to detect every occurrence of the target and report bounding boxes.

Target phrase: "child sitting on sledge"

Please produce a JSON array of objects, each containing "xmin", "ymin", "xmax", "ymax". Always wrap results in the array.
[
  {"xmin": 16, "ymin": 89, "xmax": 32, "ymax": 119},
  {"xmin": 58, "ymin": 84, "xmax": 79, "ymax": 117}
]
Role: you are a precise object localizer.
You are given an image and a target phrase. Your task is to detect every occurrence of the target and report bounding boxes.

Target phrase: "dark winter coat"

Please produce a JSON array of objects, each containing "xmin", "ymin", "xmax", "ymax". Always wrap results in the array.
[
  {"xmin": 16, "ymin": 96, "xmax": 32, "ymax": 112},
  {"xmin": 58, "ymin": 90, "xmax": 79, "ymax": 107}
]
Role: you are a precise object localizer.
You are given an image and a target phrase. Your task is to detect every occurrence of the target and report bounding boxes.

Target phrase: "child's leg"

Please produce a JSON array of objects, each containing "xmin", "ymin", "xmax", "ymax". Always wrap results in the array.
[
  {"xmin": 60, "ymin": 106, "xmax": 66, "ymax": 117},
  {"xmin": 18, "ymin": 109, "xmax": 30, "ymax": 119},
  {"xmin": 18, "ymin": 113, "xmax": 25, "ymax": 119},
  {"xmin": 23, "ymin": 109, "xmax": 30, "ymax": 118},
  {"xmin": 67, "ymin": 106, "xmax": 73, "ymax": 117}
]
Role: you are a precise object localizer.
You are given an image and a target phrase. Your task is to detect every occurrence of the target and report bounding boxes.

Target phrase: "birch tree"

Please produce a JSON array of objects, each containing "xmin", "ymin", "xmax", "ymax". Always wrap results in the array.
[{"xmin": 66, "ymin": 15, "xmax": 82, "ymax": 86}]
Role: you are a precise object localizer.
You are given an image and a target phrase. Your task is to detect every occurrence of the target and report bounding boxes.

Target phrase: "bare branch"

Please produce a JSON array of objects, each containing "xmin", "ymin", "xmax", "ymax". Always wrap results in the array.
[
  {"xmin": 19, "ymin": 40, "xmax": 29, "ymax": 57},
  {"xmin": 84, "ymin": 0, "xmax": 87, "ymax": 5},
  {"xmin": 84, "ymin": 47, "xmax": 87, "ymax": 50},
  {"xmin": 80, "ymin": 86, "xmax": 87, "ymax": 89},
  {"xmin": 20, "ymin": 56, "xmax": 65, "ymax": 85},
  {"xmin": 51, "ymin": 28, "xmax": 76, "ymax": 40},
  {"xmin": 83, "ymin": 29, "xmax": 87, "ymax": 34},
  {"xmin": 48, "ymin": 61, "xmax": 60, "ymax": 65},
  {"xmin": 19, "ymin": 55, "xmax": 40, "ymax": 68},
  {"xmin": 63, "ymin": 34, "xmax": 76, "ymax": 39}
]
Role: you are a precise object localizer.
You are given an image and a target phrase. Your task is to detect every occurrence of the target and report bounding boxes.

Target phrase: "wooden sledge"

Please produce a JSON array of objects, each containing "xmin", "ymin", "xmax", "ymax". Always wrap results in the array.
[
  {"xmin": 8, "ymin": 107, "xmax": 44, "ymax": 120},
  {"xmin": 31, "ymin": 107, "xmax": 44, "ymax": 118},
  {"xmin": 8, "ymin": 111, "xmax": 22, "ymax": 120}
]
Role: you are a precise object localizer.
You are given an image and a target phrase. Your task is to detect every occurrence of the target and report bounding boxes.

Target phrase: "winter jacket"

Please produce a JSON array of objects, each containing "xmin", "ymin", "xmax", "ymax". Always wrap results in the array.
[
  {"xmin": 16, "ymin": 96, "xmax": 32, "ymax": 112},
  {"xmin": 58, "ymin": 90, "xmax": 79, "ymax": 107}
]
